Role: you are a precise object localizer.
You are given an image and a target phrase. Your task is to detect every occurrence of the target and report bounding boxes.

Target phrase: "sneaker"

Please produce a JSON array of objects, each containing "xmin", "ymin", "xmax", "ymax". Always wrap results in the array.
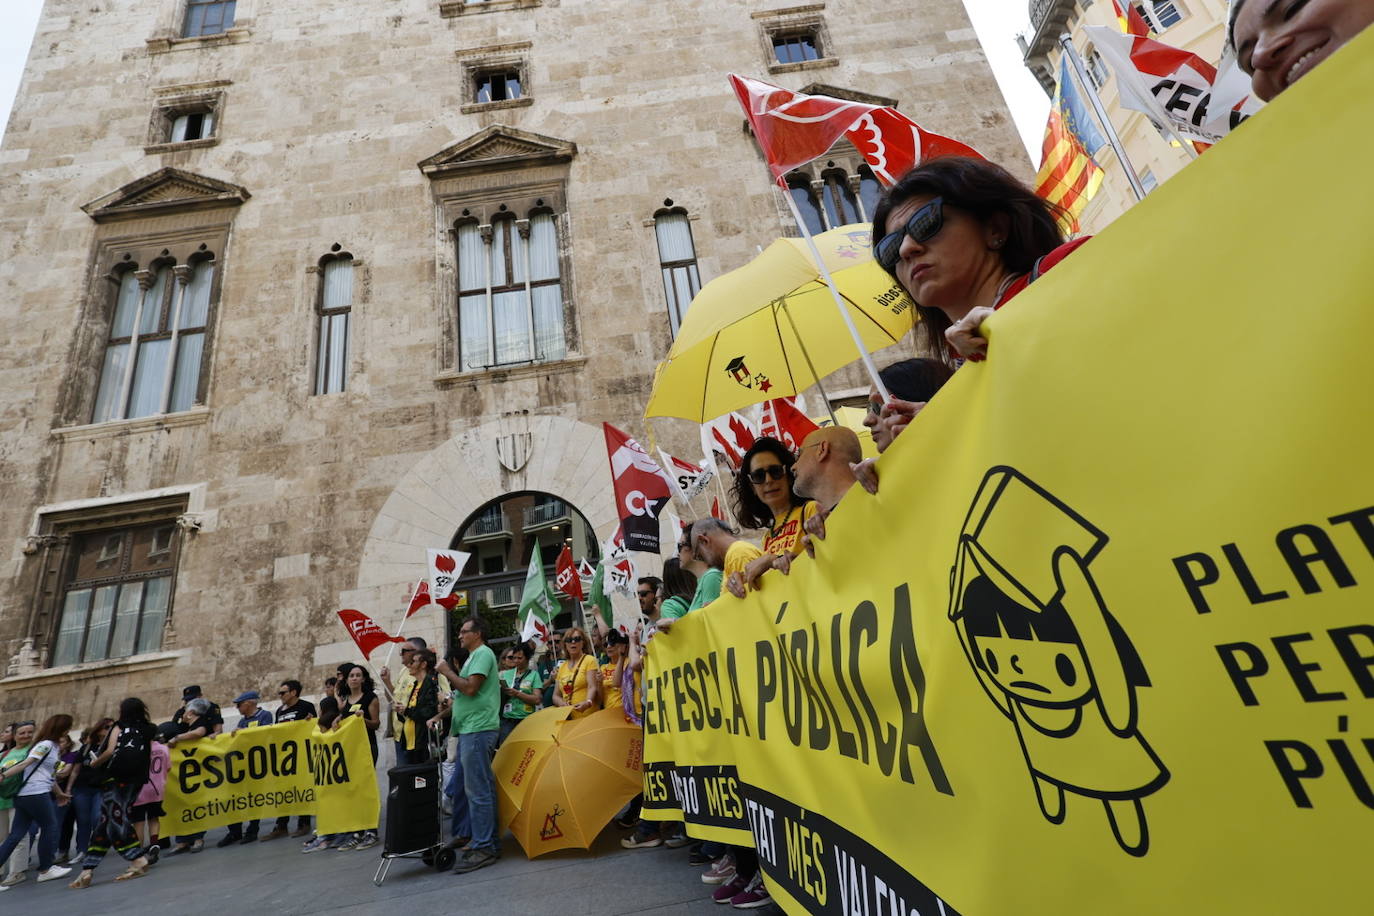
[
  {"xmin": 301, "ymin": 836, "xmax": 332, "ymax": 853},
  {"xmin": 664, "ymin": 831, "xmax": 692, "ymax": 848},
  {"xmin": 259, "ymin": 827, "xmax": 290, "ymax": 842},
  {"xmin": 354, "ymin": 832, "xmax": 378, "ymax": 850},
  {"xmin": 37, "ymin": 865, "xmax": 73, "ymax": 883},
  {"xmin": 188, "ymin": 839, "xmax": 205, "ymax": 854},
  {"xmin": 167, "ymin": 844, "xmax": 192, "ymax": 856},
  {"xmin": 452, "ymin": 848, "xmax": 499, "ymax": 874},
  {"xmin": 0, "ymin": 873, "xmax": 25, "ymax": 887},
  {"xmin": 290, "ymin": 825, "xmax": 312, "ymax": 838},
  {"xmin": 701, "ymin": 854, "xmax": 736, "ymax": 885},
  {"xmin": 145, "ymin": 845, "xmax": 160, "ymax": 865},
  {"xmin": 335, "ymin": 835, "xmax": 360, "ymax": 851},
  {"xmin": 216, "ymin": 834, "xmax": 239, "ymax": 848},
  {"xmin": 688, "ymin": 847, "xmax": 713, "ymax": 866},
  {"xmin": 621, "ymin": 833, "xmax": 663, "ymax": 849},
  {"xmin": 713, "ymin": 873, "xmax": 748, "ymax": 903},
  {"xmin": 730, "ymin": 873, "xmax": 772, "ymax": 909}
]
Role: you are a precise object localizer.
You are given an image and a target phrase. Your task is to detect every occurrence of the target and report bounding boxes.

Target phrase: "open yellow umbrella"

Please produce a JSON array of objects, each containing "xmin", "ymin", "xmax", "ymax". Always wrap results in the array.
[
  {"xmin": 644, "ymin": 223, "xmax": 915, "ymax": 422},
  {"xmin": 504, "ymin": 708, "xmax": 643, "ymax": 858},
  {"xmin": 492, "ymin": 705, "xmax": 571, "ymax": 822}
]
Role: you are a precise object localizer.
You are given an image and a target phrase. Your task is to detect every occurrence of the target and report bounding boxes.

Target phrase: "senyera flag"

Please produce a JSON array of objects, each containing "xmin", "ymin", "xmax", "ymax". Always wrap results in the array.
[
  {"xmin": 338, "ymin": 609, "xmax": 404, "ymax": 658},
  {"xmin": 760, "ymin": 396, "xmax": 821, "ymax": 453},
  {"xmin": 1111, "ymin": 0, "xmax": 1152, "ymax": 37},
  {"xmin": 405, "ymin": 579, "xmax": 463, "ymax": 619},
  {"xmin": 603, "ymin": 422, "xmax": 672, "ymax": 554},
  {"xmin": 426, "ymin": 548, "xmax": 471, "ymax": 600},
  {"xmin": 729, "ymin": 73, "xmax": 982, "ymax": 187},
  {"xmin": 554, "ymin": 544, "xmax": 584, "ymax": 602}
]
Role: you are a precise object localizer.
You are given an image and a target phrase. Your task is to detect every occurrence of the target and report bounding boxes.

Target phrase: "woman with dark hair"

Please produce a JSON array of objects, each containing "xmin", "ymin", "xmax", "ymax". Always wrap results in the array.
[
  {"xmin": 658, "ymin": 557, "xmax": 697, "ymax": 621},
  {"xmin": 0, "ymin": 717, "xmax": 71, "ymax": 887},
  {"xmin": 398, "ymin": 649, "xmax": 439, "ymax": 765},
  {"xmin": 871, "ymin": 156, "xmax": 1074, "ymax": 364},
  {"xmin": 730, "ymin": 437, "xmax": 817, "ymax": 595},
  {"xmin": 60, "ymin": 717, "xmax": 114, "ymax": 866},
  {"xmin": 68, "ymin": 699, "xmax": 155, "ymax": 887},
  {"xmin": 333, "ymin": 664, "xmax": 381, "ymax": 850},
  {"xmin": 862, "ymin": 357, "xmax": 955, "ymax": 455},
  {"xmin": 498, "ymin": 642, "xmax": 542, "ymax": 745}
]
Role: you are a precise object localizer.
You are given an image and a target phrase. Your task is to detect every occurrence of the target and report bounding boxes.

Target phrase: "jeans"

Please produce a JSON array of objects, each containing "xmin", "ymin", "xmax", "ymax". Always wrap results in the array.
[
  {"xmin": 446, "ymin": 754, "xmax": 469, "ymax": 840},
  {"xmin": 71, "ymin": 785, "xmax": 102, "ymax": 855},
  {"xmin": 0, "ymin": 793, "xmax": 60, "ymax": 873},
  {"xmin": 456, "ymin": 730, "xmax": 498, "ymax": 853},
  {"xmin": 0, "ymin": 807, "xmax": 34, "ymax": 878}
]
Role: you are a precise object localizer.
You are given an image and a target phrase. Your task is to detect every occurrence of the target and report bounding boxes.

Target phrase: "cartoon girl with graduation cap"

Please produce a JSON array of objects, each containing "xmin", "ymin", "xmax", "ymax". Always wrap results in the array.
[{"xmin": 948, "ymin": 466, "xmax": 1169, "ymax": 857}]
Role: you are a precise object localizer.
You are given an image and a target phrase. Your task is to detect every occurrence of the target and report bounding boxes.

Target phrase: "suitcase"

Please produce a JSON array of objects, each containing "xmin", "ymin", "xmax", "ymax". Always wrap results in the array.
[{"xmin": 383, "ymin": 761, "xmax": 440, "ymax": 855}]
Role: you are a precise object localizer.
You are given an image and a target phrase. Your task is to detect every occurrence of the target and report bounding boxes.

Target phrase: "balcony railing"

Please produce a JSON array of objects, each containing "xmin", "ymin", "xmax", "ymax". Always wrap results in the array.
[
  {"xmin": 470, "ymin": 510, "xmax": 511, "ymax": 537},
  {"xmin": 522, "ymin": 499, "xmax": 569, "ymax": 529}
]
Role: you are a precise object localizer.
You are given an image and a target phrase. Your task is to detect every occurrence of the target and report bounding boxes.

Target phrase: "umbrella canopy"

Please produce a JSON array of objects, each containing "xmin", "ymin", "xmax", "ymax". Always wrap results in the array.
[
  {"xmin": 503, "ymin": 708, "xmax": 643, "ymax": 858},
  {"xmin": 492, "ymin": 705, "xmax": 571, "ymax": 820},
  {"xmin": 815, "ymin": 406, "xmax": 880, "ymax": 460},
  {"xmin": 644, "ymin": 224, "xmax": 915, "ymax": 422}
]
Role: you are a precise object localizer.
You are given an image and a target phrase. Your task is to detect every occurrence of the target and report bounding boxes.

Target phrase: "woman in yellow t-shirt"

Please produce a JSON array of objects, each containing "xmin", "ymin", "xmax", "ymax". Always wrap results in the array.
[
  {"xmin": 599, "ymin": 629, "xmax": 641, "ymax": 721},
  {"xmin": 551, "ymin": 626, "xmax": 601, "ymax": 719},
  {"xmin": 731, "ymin": 437, "xmax": 818, "ymax": 593}
]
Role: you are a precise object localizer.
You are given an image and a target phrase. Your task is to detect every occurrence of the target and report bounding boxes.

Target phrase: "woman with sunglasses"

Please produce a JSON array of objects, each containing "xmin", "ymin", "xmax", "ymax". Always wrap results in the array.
[
  {"xmin": 728, "ymin": 437, "xmax": 817, "ymax": 595},
  {"xmin": 551, "ymin": 627, "xmax": 601, "ymax": 719},
  {"xmin": 871, "ymin": 156, "xmax": 1074, "ymax": 364}
]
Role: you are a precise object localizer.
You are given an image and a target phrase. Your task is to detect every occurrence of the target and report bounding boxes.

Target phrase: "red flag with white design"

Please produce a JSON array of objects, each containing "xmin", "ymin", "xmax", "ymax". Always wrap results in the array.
[
  {"xmin": 700, "ymin": 411, "xmax": 758, "ymax": 472},
  {"xmin": 405, "ymin": 579, "xmax": 463, "ymax": 619},
  {"xmin": 576, "ymin": 558, "xmax": 595, "ymax": 584},
  {"xmin": 604, "ymin": 423, "xmax": 673, "ymax": 554},
  {"xmin": 1111, "ymin": 0, "xmax": 1152, "ymax": 36},
  {"xmin": 555, "ymin": 545, "xmax": 584, "ymax": 601},
  {"xmin": 338, "ymin": 609, "xmax": 405, "ymax": 658},
  {"xmin": 657, "ymin": 448, "xmax": 715, "ymax": 502},
  {"xmin": 760, "ymin": 397, "xmax": 822, "ymax": 453},
  {"xmin": 426, "ymin": 548, "xmax": 471, "ymax": 601},
  {"xmin": 711, "ymin": 498, "xmax": 726, "ymax": 522},
  {"xmin": 729, "ymin": 73, "xmax": 982, "ymax": 187}
]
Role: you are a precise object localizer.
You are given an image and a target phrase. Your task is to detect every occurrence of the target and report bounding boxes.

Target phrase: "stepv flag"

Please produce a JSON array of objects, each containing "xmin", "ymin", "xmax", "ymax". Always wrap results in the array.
[
  {"xmin": 554, "ymin": 544, "xmax": 584, "ymax": 601},
  {"xmin": 1034, "ymin": 57, "xmax": 1107, "ymax": 233},
  {"xmin": 426, "ymin": 548, "xmax": 471, "ymax": 600},
  {"xmin": 600, "ymin": 525, "xmax": 636, "ymax": 597},
  {"xmin": 658, "ymin": 448, "xmax": 714, "ymax": 503},
  {"xmin": 760, "ymin": 397, "xmax": 821, "ymax": 452},
  {"xmin": 603, "ymin": 422, "xmax": 673, "ymax": 553},
  {"xmin": 338, "ymin": 609, "xmax": 405, "ymax": 658},
  {"xmin": 518, "ymin": 552, "xmax": 561, "ymax": 645},
  {"xmin": 1111, "ymin": 0, "xmax": 1152, "ymax": 36},
  {"xmin": 405, "ymin": 579, "xmax": 464, "ymax": 619}
]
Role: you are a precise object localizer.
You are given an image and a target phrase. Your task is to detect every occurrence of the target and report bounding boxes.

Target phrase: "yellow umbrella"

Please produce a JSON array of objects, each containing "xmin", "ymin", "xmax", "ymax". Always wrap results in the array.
[
  {"xmin": 644, "ymin": 223, "xmax": 915, "ymax": 422},
  {"xmin": 815, "ymin": 406, "xmax": 880, "ymax": 460},
  {"xmin": 492, "ymin": 705, "xmax": 571, "ymax": 822},
  {"xmin": 504, "ymin": 708, "xmax": 643, "ymax": 858}
]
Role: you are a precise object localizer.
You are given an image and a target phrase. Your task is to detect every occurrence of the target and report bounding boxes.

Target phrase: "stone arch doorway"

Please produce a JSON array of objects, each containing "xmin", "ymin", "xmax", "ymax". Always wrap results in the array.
[
  {"xmin": 445, "ymin": 490, "xmax": 601, "ymax": 647},
  {"xmin": 348, "ymin": 414, "xmax": 636, "ymax": 660}
]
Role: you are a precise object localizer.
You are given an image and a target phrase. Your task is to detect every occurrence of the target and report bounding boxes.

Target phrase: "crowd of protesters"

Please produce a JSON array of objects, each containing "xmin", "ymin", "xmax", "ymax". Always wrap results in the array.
[{"xmin": 2, "ymin": 11, "xmax": 1366, "ymax": 901}]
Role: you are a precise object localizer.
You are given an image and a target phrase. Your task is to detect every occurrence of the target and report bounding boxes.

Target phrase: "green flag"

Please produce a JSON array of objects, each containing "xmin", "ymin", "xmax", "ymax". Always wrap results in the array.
[
  {"xmin": 517, "ymin": 552, "xmax": 560, "ymax": 643},
  {"xmin": 588, "ymin": 559, "xmax": 614, "ymax": 628}
]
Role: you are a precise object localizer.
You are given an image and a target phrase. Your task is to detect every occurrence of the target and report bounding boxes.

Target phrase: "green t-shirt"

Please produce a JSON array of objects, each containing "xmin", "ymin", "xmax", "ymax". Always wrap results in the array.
[
  {"xmin": 500, "ymin": 667, "xmax": 543, "ymax": 720},
  {"xmin": 451, "ymin": 644, "xmax": 500, "ymax": 735},
  {"xmin": 658, "ymin": 595, "xmax": 690, "ymax": 621},
  {"xmin": 687, "ymin": 568, "xmax": 723, "ymax": 612},
  {"xmin": 0, "ymin": 747, "xmax": 28, "ymax": 811}
]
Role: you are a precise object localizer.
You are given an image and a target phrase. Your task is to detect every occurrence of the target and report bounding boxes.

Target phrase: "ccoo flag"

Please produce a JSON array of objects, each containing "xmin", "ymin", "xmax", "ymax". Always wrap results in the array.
[
  {"xmin": 1035, "ymin": 56, "xmax": 1107, "ymax": 233},
  {"xmin": 603, "ymin": 422, "xmax": 672, "ymax": 553}
]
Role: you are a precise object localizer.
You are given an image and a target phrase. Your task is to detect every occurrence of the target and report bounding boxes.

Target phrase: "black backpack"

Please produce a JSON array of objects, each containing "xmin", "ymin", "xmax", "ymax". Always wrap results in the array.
[{"xmin": 107, "ymin": 722, "xmax": 152, "ymax": 784}]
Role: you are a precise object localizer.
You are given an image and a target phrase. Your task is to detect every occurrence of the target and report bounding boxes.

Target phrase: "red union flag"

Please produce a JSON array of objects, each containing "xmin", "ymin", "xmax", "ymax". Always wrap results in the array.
[
  {"xmin": 760, "ymin": 397, "xmax": 821, "ymax": 453},
  {"xmin": 426, "ymin": 548, "xmax": 470, "ymax": 600},
  {"xmin": 729, "ymin": 73, "xmax": 982, "ymax": 186},
  {"xmin": 603, "ymin": 423, "xmax": 672, "ymax": 554},
  {"xmin": 338, "ymin": 609, "xmax": 404, "ymax": 658},
  {"xmin": 406, "ymin": 579, "xmax": 463, "ymax": 619},
  {"xmin": 700, "ymin": 411, "xmax": 758, "ymax": 472},
  {"xmin": 554, "ymin": 545, "xmax": 584, "ymax": 601}
]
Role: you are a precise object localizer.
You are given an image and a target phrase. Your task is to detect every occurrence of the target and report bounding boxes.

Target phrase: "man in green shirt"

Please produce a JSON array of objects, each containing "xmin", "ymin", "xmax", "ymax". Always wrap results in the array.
[{"xmin": 436, "ymin": 616, "xmax": 501, "ymax": 873}]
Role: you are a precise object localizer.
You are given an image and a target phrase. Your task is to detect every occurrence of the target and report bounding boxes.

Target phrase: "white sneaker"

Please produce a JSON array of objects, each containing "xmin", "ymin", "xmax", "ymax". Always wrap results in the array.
[{"xmin": 37, "ymin": 865, "xmax": 72, "ymax": 883}]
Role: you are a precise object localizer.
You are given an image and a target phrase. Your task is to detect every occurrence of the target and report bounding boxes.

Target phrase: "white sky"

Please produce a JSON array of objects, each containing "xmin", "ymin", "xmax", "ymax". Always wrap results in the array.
[{"xmin": 0, "ymin": 0, "xmax": 1049, "ymax": 160}]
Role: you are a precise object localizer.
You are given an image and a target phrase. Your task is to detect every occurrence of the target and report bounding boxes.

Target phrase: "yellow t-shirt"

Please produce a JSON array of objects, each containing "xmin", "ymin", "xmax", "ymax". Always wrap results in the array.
[
  {"xmin": 724, "ymin": 539, "xmax": 765, "ymax": 582},
  {"xmin": 556, "ymin": 655, "xmax": 599, "ymax": 719},
  {"xmin": 762, "ymin": 502, "xmax": 818, "ymax": 558},
  {"xmin": 601, "ymin": 661, "xmax": 643, "ymax": 716}
]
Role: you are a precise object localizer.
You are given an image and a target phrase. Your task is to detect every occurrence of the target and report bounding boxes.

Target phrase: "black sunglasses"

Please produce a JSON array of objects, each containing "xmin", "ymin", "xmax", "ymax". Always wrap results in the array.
[
  {"xmin": 636, "ymin": 589, "xmax": 654, "ymax": 598},
  {"xmin": 875, "ymin": 197, "xmax": 945, "ymax": 274},
  {"xmin": 565, "ymin": 635, "xmax": 584, "ymax": 643},
  {"xmin": 747, "ymin": 465, "xmax": 787, "ymax": 485}
]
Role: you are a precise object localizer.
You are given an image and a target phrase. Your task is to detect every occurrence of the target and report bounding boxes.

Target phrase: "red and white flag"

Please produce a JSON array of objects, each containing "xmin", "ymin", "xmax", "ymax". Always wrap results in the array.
[
  {"xmin": 1110, "ymin": 0, "xmax": 1152, "ymax": 37},
  {"xmin": 729, "ymin": 73, "xmax": 982, "ymax": 187},
  {"xmin": 604, "ymin": 423, "xmax": 673, "ymax": 554},
  {"xmin": 657, "ymin": 448, "xmax": 715, "ymax": 502},
  {"xmin": 405, "ymin": 579, "xmax": 463, "ymax": 619},
  {"xmin": 700, "ymin": 411, "xmax": 758, "ymax": 472},
  {"xmin": 426, "ymin": 548, "xmax": 471, "ymax": 600},
  {"xmin": 555, "ymin": 544, "xmax": 584, "ymax": 601},
  {"xmin": 601, "ymin": 524, "xmax": 636, "ymax": 597},
  {"xmin": 760, "ymin": 397, "xmax": 821, "ymax": 452},
  {"xmin": 576, "ymin": 558, "xmax": 596, "ymax": 583},
  {"xmin": 338, "ymin": 609, "xmax": 404, "ymax": 658}
]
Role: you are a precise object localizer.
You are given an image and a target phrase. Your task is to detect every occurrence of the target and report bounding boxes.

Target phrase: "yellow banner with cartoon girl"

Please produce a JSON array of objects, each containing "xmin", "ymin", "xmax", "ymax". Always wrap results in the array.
[
  {"xmin": 162, "ymin": 716, "xmax": 379, "ymax": 836},
  {"xmin": 643, "ymin": 32, "xmax": 1374, "ymax": 916}
]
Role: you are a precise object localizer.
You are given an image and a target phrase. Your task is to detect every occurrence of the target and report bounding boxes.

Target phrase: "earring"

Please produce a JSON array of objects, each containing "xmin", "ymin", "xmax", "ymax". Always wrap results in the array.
[{"xmin": 990, "ymin": 237, "xmax": 1004, "ymax": 250}]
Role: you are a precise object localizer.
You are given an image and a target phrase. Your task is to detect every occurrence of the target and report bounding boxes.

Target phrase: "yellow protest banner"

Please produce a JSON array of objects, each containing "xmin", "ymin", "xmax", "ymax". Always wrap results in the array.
[
  {"xmin": 643, "ymin": 31, "xmax": 1374, "ymax": 916},
  {"xmin": 162, "ymin": 716, "xmax": 380, "ymax": 836}
]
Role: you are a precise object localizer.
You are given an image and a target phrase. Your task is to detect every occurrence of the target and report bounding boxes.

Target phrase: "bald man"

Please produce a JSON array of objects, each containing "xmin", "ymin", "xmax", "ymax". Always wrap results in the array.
[{"xmin": 792, "ymin": 427, "xmax": 862, "ymax": 512}]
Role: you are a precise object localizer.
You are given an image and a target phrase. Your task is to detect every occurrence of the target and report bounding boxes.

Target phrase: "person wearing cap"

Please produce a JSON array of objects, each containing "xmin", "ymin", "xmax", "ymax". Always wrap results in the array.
[
  {"xmin": 171, "ymin": 686, "xmax": 223, "ymax": 735},
  {"xmin": 1229, "ymin": 0, "xmax": 1374, "ymax": 103},
  {"xmin": 217, "ymin": 690, "xmax": 273, "ymax": 847}
]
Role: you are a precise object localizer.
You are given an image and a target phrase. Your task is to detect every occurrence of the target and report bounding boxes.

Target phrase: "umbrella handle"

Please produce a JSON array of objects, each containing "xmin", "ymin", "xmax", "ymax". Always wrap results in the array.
[{"xmin": 779, "ymin": 302, "xmax": 840, "ymax": 427}]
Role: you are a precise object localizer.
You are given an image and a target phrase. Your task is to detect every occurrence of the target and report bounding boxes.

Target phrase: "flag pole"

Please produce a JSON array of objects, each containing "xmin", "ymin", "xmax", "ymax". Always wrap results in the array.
[
  {"xmin": 781, "ymin": 189, "xmax": 891, "ymax": 402},
  {"xmin": 1058, "ymin": 34, "xmax": 1148, "ymax": 202},
  {"xmin": 779, "ymin": 303, "xmax": 840, "ymax": 426}
]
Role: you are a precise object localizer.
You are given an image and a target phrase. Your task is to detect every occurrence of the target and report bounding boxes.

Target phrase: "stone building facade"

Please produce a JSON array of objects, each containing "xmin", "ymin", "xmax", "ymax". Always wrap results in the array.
[{"xmin": 0, "ymin": 0, "xmax": 1026, "ymax": 725}]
